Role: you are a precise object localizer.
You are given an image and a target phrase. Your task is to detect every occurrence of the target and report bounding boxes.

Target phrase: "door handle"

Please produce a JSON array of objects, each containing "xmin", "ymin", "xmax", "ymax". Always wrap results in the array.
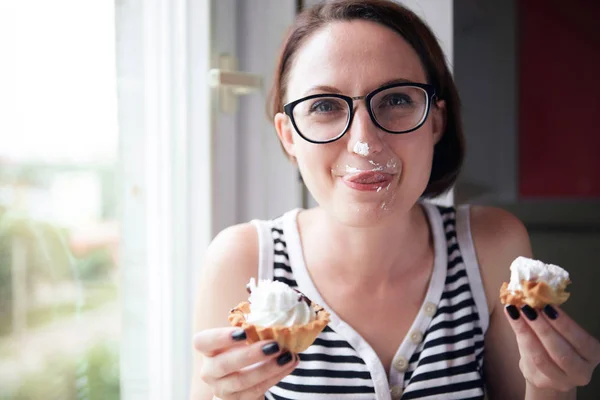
[{"xmin": 208, "ymin": 54, "xmax": 263, "ymax": 113}]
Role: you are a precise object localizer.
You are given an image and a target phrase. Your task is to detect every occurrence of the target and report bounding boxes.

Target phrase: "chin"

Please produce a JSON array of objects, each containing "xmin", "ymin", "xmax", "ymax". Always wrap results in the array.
[{"xmin": 328, "ymin": 201, "xmax": 398, "ymax": 227}]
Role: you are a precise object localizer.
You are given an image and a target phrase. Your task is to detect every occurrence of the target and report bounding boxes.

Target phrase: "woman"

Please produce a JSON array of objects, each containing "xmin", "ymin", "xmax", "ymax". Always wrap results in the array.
[{"xmin": 190, "ymin": 1, "xmax": 599, "ymax": 399}]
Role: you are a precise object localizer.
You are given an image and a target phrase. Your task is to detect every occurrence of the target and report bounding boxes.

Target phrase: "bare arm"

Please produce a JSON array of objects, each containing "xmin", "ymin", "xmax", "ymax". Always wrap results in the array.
[
  {"xmin": 471, "ymin": 206, "xmax": 529, "ymax": 399},
  {"xmin": 471, "ymin": 206, "xmax": 600, "ymax": 399},
  {"xmin": 189, "ymin": 223, "xmax": 259, "ymax": 400}
]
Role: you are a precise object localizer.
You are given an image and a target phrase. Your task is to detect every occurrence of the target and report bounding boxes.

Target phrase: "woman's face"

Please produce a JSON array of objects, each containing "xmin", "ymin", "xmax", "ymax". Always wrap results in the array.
[{"xmin": 275, "ymin": 20, "xmax": 445, "ymax": 226}]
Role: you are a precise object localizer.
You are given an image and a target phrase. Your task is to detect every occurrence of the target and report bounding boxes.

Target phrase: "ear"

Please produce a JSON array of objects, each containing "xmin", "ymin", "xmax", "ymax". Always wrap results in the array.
[
  {"xmin": 431, "ymin": 99, "xmax": 446, "ymax": 144},
  {"xmin": 274, "ymin": 112, "xmax": 297, "ymax": 159}
]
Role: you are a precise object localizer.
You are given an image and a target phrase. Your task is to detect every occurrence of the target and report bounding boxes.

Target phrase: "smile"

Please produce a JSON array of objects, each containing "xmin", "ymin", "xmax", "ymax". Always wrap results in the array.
[{"xmin": 342, "ymin": 172, "xmax": 394, "ymax": 191}]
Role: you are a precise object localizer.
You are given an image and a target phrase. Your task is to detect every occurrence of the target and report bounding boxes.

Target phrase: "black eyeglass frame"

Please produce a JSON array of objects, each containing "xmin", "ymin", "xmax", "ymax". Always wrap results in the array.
[{"xmin": 283, "ymin": 82, "xmax": 437, "ymax": 144}]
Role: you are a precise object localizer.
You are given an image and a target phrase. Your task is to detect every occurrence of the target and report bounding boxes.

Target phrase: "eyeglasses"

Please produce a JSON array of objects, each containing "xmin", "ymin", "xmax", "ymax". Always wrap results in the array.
[{"xmin": 283, "ymin": 82, "xmax": 436, "ymax": 144}]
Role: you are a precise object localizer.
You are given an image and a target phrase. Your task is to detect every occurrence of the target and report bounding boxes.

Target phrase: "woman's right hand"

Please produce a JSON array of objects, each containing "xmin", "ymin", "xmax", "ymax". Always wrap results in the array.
[{"xmin": 194, "ymin": 327, "xmax": 299, "ymax": 400}]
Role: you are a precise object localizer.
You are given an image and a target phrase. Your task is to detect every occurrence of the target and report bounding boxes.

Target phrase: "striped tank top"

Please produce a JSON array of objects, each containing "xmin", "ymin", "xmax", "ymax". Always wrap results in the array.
[{"xmin": 251, "ymin": 203, "xmax": 489, "ymax": 400}]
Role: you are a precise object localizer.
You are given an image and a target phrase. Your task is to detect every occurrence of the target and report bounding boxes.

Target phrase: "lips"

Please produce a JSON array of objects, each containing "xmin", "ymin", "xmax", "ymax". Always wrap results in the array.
[
  {"xmin": 342, "ymin": 172, "xmax": 393, "ymax": 191},
  {"xmin": 345, "ymin": 172, "xmax": 389, "ymax": 184}
]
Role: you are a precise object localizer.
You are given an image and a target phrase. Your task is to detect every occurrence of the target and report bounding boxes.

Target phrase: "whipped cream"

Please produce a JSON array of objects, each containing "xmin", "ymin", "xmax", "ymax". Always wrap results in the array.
[
  {"xmin": 345, "ymin": 164, "xmax": 384, "ymax": 173},
  {"xmin": 507, "ymin": 256, "xmax": 569, "ymax": 293},
  {"xmin": 245, "ymin": 278, "xmax": 316, "ymax": 327},
  {"xmin": 353, "ymin": 141, "xmax": 370, "ymax": 156}
]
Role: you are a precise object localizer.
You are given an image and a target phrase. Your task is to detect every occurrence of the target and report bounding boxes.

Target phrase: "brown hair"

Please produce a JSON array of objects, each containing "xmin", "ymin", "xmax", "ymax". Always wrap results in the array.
[{"xmin": 268, "ymin": 0, "xmax": 464, "ymax": 198}]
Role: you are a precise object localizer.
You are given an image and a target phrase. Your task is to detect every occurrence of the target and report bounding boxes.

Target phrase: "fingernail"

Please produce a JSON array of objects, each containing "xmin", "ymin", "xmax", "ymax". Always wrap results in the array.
[
  {"xmin": 262, "ymin": 342, "xmax": 280, "ymax": 355},
  {"xmin": 231, "ymin": 329, "xmax": 247, "ymax": 341},
  {"xmin": 506, "ymin": 305, "xmax": 520, "ymax": 320},
  {"xmin": 521, "ymin": 305, "xmax": 538, "ymax": 321},
  {"xmin": 276, "ymin": 351, "xmax": 293, "ymax": 366},
  {"xmin": 543, "ymin": 305, "xmax": 558, "ymax": 320}
]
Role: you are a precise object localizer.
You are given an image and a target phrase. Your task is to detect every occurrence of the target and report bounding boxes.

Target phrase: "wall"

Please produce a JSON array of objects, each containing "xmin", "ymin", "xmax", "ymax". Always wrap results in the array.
[
  {"xmin": 454, "ymin": 0, "xmax": 517, "ymax": 204},
  {"xmin": 236, "ymin": 0, "xmax": 301, "ymax": 222},
  {"xmin": 455, "ymin": 0, "xmax": 600, "ymax": 396},
  {"xmin": 519, "ymin": 0, "xmax": 600, "ymax": 198}
]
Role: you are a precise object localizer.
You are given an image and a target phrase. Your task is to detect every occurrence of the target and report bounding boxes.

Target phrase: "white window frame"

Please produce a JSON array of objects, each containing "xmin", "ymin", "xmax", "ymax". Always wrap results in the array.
[{"xmin": 116, "ymin": 0, "xmax": 210, "ymax": 399}]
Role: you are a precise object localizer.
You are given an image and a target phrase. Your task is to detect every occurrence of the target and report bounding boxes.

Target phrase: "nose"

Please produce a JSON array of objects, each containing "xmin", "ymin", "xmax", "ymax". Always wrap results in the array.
[{"xmin": 346, "ymin": 105, "xmax": 384, "ymax": 156}]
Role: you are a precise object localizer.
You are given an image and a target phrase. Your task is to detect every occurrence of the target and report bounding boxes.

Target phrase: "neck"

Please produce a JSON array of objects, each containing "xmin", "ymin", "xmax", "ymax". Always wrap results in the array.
[{"xmin": 301, "ymin": 203, "xmax": 433, "ymax": 285}]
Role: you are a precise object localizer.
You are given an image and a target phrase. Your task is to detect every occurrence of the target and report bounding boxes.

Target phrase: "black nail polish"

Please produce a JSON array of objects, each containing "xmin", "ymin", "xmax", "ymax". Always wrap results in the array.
[
  {"xmin": 543, "ymin": 305, "xmax": 558, "ymax": 320},
  {"xmin": 231, "ymin": 329, "xmax": 247, "ymax": 341},
  {"xmin": 506, "ymin": 305, "xmax": 520, "ymax": 320},
  {"xmin": 521, "ymin": 305, "xmax": 538, "ymax": 321},
  {"xmin": 262, "ymin": 342, "xmax": 280, "ymax": 355},
  {"xmin": 276, "ymin": 351, "xmax": 293, "ymax": 366}
]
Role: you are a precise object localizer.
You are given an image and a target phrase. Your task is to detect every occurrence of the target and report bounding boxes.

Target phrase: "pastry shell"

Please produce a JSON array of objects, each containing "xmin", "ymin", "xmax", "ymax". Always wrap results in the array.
[
  {"xmin": 228, "ymin": 301, "xmax": 330, "ymax": 353},
  {"xmin": 500, "ymin": 279, "xmax": 570, "ymax": 309}
]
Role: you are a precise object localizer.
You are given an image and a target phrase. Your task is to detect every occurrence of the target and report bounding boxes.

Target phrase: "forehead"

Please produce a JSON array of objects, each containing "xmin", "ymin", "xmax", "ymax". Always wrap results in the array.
[{"xmin": 287, "ymin": 20, "xmax": 427, "ymax": 99}]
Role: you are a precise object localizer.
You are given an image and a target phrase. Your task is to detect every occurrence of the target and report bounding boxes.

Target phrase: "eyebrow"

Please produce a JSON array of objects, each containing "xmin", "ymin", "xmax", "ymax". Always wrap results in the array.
[{"xmin": 302, "ymin": 78, "xmax": 415, "ymax": 96}]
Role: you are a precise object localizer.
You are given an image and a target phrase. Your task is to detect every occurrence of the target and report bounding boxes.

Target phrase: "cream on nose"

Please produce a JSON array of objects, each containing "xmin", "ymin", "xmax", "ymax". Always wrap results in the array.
[
  {"xmin": 353, "ymin": 141, "xmax": 370, "ymax": 156},
  {"xmin": 347, "ymin": 107, "xmax": 384, "ymax": 155}
]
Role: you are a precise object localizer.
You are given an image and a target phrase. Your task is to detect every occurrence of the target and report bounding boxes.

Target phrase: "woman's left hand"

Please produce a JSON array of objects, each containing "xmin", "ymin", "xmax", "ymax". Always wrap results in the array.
[{"xmin": 504, "ymin": 304, "xmax": 600, "ymax": 393}]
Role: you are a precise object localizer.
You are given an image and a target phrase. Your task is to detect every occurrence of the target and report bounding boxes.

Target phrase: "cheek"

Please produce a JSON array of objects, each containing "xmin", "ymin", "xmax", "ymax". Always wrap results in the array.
[
  {"xmin": 295, "ymin": 143, "xmax": 325, "ymax": 175},
  {"xmin": 388, "ymin": 133, "xmax": 435, "ymax": 181},
  {"xmin": 295, "ymin": 142, "xmax": 340, "ymax": 185}
]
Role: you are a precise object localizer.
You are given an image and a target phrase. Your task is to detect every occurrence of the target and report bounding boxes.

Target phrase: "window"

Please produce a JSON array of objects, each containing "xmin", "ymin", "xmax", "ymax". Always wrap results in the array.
[{"xmin": 0, "ymin": 1, "xmax": 120, "ymax": 399}]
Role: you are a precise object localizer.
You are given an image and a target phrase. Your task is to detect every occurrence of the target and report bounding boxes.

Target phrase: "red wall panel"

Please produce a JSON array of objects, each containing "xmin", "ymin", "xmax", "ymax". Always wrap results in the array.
[{"xmin": 519, "ymin": 0, "xmax": 600, "ymax": 198}]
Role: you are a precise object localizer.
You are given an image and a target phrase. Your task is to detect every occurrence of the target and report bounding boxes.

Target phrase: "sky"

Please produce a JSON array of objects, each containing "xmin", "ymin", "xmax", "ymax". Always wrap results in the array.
[{"xmin": 0, "ymin": 1, "xmax": 119, "ymax": 165}]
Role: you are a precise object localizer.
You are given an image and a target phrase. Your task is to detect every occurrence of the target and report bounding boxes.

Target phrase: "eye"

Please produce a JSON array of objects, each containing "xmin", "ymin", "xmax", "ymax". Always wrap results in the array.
[
  {"xmin": 309, "ymin": 99, "xmax": 344, "ymax": 113},
  {"xmin": 380, "ymin": 93, "xmax": 413, "ymax": 107}
]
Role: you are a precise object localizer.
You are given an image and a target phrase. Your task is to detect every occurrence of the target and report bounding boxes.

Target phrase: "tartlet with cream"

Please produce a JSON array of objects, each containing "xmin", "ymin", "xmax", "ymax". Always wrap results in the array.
[
  {"xmin": 229, "ymin": 278, "xmax": 330, "ymax": 353},
  {"xmin": 500, "ymin": 256, "xmax": 571, "ymax": 308}
]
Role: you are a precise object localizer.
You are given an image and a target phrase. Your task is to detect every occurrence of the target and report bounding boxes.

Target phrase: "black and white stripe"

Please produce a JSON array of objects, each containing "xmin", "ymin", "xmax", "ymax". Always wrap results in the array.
[
  {"xmin": 270, "ymin": 223, "xmax": 376, "ymax": 399},
  {"xmin": 264, "ymin": 206, "xmax": 485, "ymax": 399},
  {"xmin": 401, "ymin": 207, "xmax": 485, "ymax": 399}
]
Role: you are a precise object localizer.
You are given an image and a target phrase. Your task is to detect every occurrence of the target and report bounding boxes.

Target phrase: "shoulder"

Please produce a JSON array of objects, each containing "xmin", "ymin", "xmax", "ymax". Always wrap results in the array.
[
  {"xmin": 203, "ymin": 222, "xmax": 259, "ymax": 274},
  {"xmin": 469, "ymin": 205, "xmax": 531, "ymax": 261},
  {"xmin": 467, "ymin": 205, "xmax": 533, "ymax": 312},
  {"xmin": 194, "ymin": 223, "xmax": 260, "ymax": 329}
]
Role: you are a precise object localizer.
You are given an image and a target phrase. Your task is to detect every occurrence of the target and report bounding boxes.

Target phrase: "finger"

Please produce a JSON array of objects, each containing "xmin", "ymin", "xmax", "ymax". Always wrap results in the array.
[
  {"xmin": 520, "ymin": 305, "xmax": 592, "ymax": 386},
  {"xmin": 214, "ymin": 352, "xmax": 298, "ymax": 397},
  {"xmin": 194, "ymin": 327, "xmax": 248, "ymax": 357},
  {"xmin": 243, "ymin": 354, "xmax": 300, "ymax": 400},
  {"xmin": 504, "ymin": 306, "xmax": 570, "ymax": 388},
  {"xmin": 201, "ymin": 340, "xmax": 283, "ymax": 381},
  {"xmin": 541, "ymin": 305, "xmax": 600, "ymax": 365}
]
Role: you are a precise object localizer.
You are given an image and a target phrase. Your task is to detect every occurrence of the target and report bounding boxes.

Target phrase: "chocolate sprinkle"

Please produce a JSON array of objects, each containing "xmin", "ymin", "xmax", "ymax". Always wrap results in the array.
[
  {"xmin": 298, "ymin": 294, "xmax": 312, "ymax": 306},
  {"xmin": 292, "ymin": 288, "xmax": 313, "ymax": 306}
]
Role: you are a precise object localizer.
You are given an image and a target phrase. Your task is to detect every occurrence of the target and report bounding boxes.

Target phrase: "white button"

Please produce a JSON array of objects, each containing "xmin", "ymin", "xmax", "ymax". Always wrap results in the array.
[
  {"xmin": 423, "ymin": 302, "xmax": 437, "ymax": 317},
  {"xmin": 390, "ymin": 385, "xmax": 403, "ymax": 399},
  {"xmin": 410, "ymin": 330, "xmax": 423, "ymax": 344},
  {"xmin": 393, "ymin": 356, "xmax": 408, "ymax": 372}
]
